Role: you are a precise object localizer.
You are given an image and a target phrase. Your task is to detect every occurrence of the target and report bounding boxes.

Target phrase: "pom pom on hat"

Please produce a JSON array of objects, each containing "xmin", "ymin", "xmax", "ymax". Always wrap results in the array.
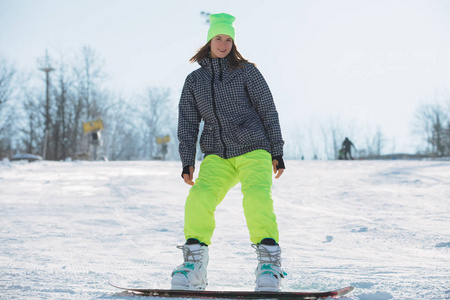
[{"xmin": 207, "ymin": 13, "xmax": 236, "ymax": 42}]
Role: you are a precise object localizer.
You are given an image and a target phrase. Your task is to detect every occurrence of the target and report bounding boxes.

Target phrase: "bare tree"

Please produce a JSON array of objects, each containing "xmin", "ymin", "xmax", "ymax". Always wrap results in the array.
[
  {"xmin": 21, "ymin": 91, "xmax": 44, "ymax": 154},
  {"xmin": 444, "ymin": 122, "xmax": 450, "ymax": 156},
  {"xmin": 102, "ymin": 97, "xmax": 142, "ymax": 160},
  {"xmin": 0, "ymin": 57, "xmax": 17, "ymax": 158},
  {"xmin": 362, "ymin": 125, "xmax": 385, "ymax": 157},
  {"xmin": 308, "ymin": 127, "xmax": 319, "ymax": 160},
  {"xmin": 52, "ymin": 57, "xmax": 73, "ymax": 160},
  {"xmin": 414, "ymin": 102, "xmax": 449, "ymax": 156},
  {"xmin": 72, "ymin": 46, "xmax": 109, "ymax": 158},
  {"xmin": 141, "ymin": 87, "xmax": 173, "ymax": 159},
  {"xmin": 321, "ymin": 117, "xmax": 345, "ymax": 160},
  {"xmin": 284, "ymin": 122, "xmax": 304, "ymax": 160},
  {"xmin": 0, "ymin": 57, "xmax": 15, "ymax": 111},
  {"xmin": 374, "ymin": 127, "xmax": 384, "ymax": 156}
]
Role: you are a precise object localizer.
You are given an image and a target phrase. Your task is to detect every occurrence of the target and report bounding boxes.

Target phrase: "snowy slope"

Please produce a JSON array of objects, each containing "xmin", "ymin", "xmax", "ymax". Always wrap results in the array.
[{"xmin": 0, "ymin": 159, "xmax": 449, "ymax": 299}]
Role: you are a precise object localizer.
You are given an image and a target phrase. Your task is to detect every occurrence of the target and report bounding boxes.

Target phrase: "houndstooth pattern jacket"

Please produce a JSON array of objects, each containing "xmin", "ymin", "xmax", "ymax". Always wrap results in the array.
[{"xmin": 178, "ymin": 57, "xmax": 284, "ymax": 168}]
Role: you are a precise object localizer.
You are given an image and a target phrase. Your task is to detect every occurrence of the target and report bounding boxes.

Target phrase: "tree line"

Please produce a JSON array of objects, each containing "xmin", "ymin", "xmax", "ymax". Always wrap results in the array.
[
  {"xmin": 413, "ymin": 100, "xmax": 450, "ymax": 157},
  {"xmin": 1, "ymin": 47, "xmax": 449, "ymax": 161},
  {"xmin": 0, "ymin": 47, "xmax": 177, "ymax": 161}
]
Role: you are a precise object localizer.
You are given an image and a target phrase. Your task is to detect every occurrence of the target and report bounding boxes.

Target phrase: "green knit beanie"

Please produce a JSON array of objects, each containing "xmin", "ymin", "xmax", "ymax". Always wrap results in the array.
[{"xmin": 207, "ymin": 13, "xmax": 236, "ymax": 42}]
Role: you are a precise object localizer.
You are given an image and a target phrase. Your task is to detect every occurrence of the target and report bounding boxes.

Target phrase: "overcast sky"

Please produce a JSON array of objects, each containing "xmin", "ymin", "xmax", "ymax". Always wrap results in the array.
[{"xmin": 2, "ymin": 0, "xmax": 450, "ymax": 155}]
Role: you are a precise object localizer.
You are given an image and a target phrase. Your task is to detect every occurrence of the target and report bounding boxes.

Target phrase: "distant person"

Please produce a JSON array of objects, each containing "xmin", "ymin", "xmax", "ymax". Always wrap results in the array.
[
  {"xmin": 342, "ymin": 137, "xmax": 356, "ymax": 160},
  {"xmin": 173, "ymin": 13, "xmax": 286, "ymax": 292}
]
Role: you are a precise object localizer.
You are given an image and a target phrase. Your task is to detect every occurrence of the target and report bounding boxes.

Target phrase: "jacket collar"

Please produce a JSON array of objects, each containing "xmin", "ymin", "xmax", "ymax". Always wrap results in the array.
[{"xmin": 199, "ymin": 57, "xmax": 229, "ymax": 77}]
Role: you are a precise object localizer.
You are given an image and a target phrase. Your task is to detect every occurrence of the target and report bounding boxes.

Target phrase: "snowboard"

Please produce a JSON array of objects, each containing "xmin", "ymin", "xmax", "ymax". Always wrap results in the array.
[{"xmin": 109, "ymin": 283, "xmax": 354, "ymax": 299}]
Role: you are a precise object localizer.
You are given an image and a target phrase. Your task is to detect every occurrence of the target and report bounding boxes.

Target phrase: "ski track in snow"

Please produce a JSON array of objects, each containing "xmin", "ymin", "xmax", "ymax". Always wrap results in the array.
[{"xmin": 0, "ymin": 159, "xmax": 449, "ymax": 299}]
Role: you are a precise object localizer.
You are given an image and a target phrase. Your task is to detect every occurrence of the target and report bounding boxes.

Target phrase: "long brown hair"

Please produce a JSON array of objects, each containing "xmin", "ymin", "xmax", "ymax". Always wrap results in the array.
[{"xmin": 190, "ymin": 40, "xmax": 254, "ymax": 70}]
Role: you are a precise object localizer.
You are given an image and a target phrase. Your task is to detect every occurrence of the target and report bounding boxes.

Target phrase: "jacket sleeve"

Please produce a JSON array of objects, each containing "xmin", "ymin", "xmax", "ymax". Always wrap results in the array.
[
  {"xmin": 245, "ymin": 64, "xmax": 284, "ymax": 157},
  {"xmin": 178, "ymin": 74, "xmax": 201, "ymax": 168}
]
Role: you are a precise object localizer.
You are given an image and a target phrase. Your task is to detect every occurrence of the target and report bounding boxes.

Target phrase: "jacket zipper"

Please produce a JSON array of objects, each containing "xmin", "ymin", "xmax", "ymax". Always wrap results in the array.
[
  {"xmin": 218, "ymin": 59, "xmax": 223, "ymax": 82},
  {"xmin": 210, "ymin": 58, "xmax": 227, "ymax": 158}
]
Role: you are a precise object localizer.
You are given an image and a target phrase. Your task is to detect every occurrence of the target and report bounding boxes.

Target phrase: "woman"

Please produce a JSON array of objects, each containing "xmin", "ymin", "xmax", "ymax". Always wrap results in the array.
[{"xmin": 171, "ymin": 13, "xmax": 286, "ymax": 292}]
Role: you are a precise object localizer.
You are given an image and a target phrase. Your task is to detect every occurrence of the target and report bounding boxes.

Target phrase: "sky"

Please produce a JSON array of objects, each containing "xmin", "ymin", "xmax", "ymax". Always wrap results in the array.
[{"xmin": 2, "ymin": 0, "xmax": 450, "ymax": 156}]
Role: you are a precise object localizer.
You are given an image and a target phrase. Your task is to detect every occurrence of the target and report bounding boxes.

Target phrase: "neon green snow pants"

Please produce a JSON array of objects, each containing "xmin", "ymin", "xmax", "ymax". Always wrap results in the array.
[{"xmin": 184, "ymin": 149, "xmax": 279, "ymax": 245}]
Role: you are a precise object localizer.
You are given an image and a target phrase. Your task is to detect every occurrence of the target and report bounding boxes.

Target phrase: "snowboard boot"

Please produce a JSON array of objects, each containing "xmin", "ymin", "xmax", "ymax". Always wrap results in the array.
[
  {"xmin": 171, "ymin": 240, "xmax": 209, "ymax": 290},
  {"xmin": 253, "ymin": 239, "xmax": 286, "ymax": 292}
]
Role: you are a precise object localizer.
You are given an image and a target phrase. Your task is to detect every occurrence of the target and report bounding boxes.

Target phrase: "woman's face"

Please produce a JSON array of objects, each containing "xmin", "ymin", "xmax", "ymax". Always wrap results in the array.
[{"xmin": 209, "ymin": 34, "xmax": 233, "ymax": 59}]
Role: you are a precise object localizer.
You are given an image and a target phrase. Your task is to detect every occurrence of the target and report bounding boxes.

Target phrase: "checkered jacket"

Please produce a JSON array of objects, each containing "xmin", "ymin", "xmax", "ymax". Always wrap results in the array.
[{"xmin": 178, "ymin": 57, "xmax": 284, "ymax": 168}]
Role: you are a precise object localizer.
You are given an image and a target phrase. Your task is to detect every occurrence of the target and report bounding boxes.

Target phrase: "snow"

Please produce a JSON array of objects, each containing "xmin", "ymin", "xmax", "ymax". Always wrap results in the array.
[{"xmin": 0, "ymin": 159, "xmax": 449, "ymax": 299}]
